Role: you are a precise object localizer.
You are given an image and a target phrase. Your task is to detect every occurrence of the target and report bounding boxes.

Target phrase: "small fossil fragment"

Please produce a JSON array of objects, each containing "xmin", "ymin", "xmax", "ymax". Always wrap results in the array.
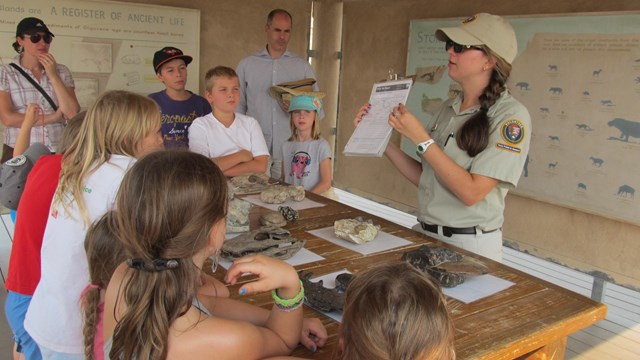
[
  {"xmin": 259, "ymin": 210, "xmax": 287, "ymax": 227},
  {"xmin": 299, "ymin": 271, "xmax": 352, "ymax": 312},
  {"xmin": 278, "ymin": 206, "xmax": 299, "ymax": 222}
]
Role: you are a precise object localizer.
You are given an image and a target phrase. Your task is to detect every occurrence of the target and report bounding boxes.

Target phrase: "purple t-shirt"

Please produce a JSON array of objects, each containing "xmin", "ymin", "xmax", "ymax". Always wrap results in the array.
[{"xmin": 149, "ymin": 90, "xmax": 211, "ymax": 149}]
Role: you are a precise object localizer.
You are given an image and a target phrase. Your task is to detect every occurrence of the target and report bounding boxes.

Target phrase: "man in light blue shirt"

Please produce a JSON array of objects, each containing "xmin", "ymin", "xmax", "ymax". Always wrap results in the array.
[{"xmin": 237, "ymin": 8, "xmax": 321, "ymax": 178}]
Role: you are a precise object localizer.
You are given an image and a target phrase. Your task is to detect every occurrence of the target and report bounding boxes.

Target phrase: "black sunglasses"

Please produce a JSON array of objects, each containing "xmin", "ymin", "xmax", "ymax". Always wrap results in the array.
[
  {"xmin": 445, "ymin": 40, "xmax": 483, "ymax": 54},
  {"xmin": 24, "ymin": 33, "xmax": 53, "ymax": 44}
]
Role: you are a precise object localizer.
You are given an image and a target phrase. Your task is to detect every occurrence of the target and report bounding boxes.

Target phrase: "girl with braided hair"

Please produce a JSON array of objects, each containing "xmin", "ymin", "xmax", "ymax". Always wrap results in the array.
[
  {"xmin": 354, "ymin": 13, "xmax": 530, "ymax": 262},
  {"xmin": 81, "ymin": 212, "xmax": 125, "ymax": 360}
]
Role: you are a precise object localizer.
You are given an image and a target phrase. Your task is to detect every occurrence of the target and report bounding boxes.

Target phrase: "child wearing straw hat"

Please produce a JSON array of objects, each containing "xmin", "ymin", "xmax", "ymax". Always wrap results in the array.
[{"xmin": 270, "ymin": 83, "xmax": 331, "ymax": 194}]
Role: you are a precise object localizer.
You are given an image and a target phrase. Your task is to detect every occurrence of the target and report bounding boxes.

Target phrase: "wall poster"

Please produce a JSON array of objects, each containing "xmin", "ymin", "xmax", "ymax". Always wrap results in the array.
[
  {"xmin": 1, "ymin": 0, "xmax": 200, "ymax": 108},
  {"xmin": 405, "ymin": 12, "xmax": 640, "ymax": 225}
]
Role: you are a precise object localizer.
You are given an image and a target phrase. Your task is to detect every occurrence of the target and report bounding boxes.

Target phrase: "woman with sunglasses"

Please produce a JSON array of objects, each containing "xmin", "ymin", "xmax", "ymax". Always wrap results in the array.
[
  {"xmin": 354, "ymin": 13, "xmax": 530, "ymax": 262},
  {"xmin": 0, "ymin": 17, "xmax": 80, "ymax": 163}
]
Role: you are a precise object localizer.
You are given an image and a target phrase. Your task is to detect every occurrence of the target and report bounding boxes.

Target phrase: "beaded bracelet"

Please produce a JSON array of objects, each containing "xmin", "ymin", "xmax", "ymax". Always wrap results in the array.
[{"xmin": 272, "ymin": 280, "xmax": 305, "ymax": 312}]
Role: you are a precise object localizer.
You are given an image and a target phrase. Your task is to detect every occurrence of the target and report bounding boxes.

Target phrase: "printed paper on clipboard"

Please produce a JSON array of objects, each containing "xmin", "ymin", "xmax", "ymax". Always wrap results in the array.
[{"xmin": 343, "ymin": 79, "xmax": 413, "ymax": 157}]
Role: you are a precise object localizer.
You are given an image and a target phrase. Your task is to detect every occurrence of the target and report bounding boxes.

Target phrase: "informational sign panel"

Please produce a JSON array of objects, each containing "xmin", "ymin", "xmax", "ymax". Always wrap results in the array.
[
  {"xmin": 0, "ymin": 0, "xmax": 200, "ymax": 108},
  {"xmin": 405, "ymin": 13, "xmax": 640, "ymax": 225}
]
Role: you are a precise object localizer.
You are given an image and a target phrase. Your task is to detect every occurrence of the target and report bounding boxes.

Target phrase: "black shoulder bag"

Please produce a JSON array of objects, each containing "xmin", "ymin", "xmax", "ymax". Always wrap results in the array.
[{"xmin": 9, "ymin": 63, "xmax": 59, "ymax": 111}]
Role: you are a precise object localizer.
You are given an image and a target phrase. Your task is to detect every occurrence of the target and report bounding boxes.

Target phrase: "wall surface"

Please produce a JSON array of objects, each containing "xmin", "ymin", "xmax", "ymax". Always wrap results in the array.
[
  {"xmin": 310, "ymin": 0, "xmax": 343, "ymax": 158},
  {"xmin": 335, "ymin": 0, "xmax": 640, "ymax": 288},
  {"xmin": 122, "ymin": 0, "xmax": 313, "ymax": 95}
]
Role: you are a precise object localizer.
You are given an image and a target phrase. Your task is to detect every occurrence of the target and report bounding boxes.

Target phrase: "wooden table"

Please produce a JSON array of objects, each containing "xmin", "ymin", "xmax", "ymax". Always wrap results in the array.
[{"xmin": 213, "ymin": 191, "xmax": 607, "ymax": 360}]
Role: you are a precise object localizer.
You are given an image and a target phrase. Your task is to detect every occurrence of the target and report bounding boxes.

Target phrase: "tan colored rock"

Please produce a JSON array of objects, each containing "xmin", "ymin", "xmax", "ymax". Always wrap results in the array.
[
  {"xmin": 334, "ymin": 217, "xmax": 380, "ymax": 245},
  {"xmin": 260, "ymin": 210, "xmax": 287, "ymax": 227},
  {"xmin": 226, "ymin": 198, "xmax": 251, "ymax": 233},
  {"xmin": 229, "ymin": 173, "xmax": 271, "ymax": 194},
  {"xmin": 260, "ymin": 185, "xmax": 306, "ymax": 204}
]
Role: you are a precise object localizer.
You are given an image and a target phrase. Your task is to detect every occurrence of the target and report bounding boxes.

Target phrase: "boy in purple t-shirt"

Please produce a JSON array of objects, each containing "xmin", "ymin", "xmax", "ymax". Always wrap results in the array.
[{"xmin": 149, "ymin": 47, "xmax": 211, "ymax": 149}]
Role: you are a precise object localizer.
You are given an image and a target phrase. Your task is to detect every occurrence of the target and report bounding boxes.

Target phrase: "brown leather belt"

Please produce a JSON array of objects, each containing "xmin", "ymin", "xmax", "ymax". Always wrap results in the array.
[{"xmin": 418, "ymin": 220, "xmax": 498, "ymax": 238}]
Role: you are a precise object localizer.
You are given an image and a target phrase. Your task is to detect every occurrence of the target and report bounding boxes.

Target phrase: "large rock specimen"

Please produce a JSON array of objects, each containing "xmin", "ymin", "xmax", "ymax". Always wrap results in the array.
[
  {"xmin": 229, "ymin": 173, "xmax": 272, "ymax": 194},
  {"xmin": 221, "ymin": 226, "xmax": 305, "ymax": 260},
  {"xmin": 334, "ymin": 217, "xmax": 380, "ymax": 245},
  {"xmin": 226, "ymin": 198, "xmax": 251, "ymax": 233},
  {"xmin": 402, "ymin": 245, "xmax": 488, "ymax": 288},
  {"xmin": 260, "ymin": 185, "xmax": 305, "ymax": 204}
]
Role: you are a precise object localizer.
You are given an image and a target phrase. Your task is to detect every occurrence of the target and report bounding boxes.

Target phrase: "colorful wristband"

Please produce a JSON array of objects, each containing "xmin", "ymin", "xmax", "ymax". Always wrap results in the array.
[{"xmin": 272, "ymin": 280, "xmax": 305, "ymax": 311}]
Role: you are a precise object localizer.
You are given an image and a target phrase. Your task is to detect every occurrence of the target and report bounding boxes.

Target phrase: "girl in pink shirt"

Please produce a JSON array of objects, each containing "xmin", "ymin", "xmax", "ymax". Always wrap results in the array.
[{"xmin": 81, "ymin": 212, "xmax": 124, "ymax": 360}]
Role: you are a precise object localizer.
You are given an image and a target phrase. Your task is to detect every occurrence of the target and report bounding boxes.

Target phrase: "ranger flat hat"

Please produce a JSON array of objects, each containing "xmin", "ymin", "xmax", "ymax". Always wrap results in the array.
[{"xmin": 435, "ymin": 13, "xmax": 517, "ymax": 64}]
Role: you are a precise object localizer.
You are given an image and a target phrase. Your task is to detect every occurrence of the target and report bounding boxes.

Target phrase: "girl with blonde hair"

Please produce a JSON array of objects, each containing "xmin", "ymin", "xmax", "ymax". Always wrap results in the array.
[
  {"xmin": 24, "ymin": 90, "xmax": 163, "ymax": 359},
  {"xmin": 269, "ymin": 262, "xmax": 455, "ymax": 360},
  {"xmin": 104, "ymin": 151, "xmax": 309, "ymax": 359},
  {"xmin": 337, "ymin": 262, "xmax": 456, "ymax": 360},
  {"xmin": 280, "ymin": 94, "xmax": 332, "ymax": 195}
]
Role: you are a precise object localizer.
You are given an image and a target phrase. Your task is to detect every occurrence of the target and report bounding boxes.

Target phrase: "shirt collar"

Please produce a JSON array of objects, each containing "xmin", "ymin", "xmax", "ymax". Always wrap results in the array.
[
  {"xmin": 450, "ymin": 89, "xmax": 509, "ymax": 115},
  {"xmin": 258, "ymin": 45, "xmax": 293, "ymax": 59},
  {"xmin": 450, "ymin": 93, "xmax": 480, "ymax": 115}
]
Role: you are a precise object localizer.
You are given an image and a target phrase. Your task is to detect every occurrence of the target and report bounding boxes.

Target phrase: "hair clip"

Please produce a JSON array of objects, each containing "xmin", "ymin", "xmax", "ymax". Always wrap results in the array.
[{"xmin": 127, "ymin": 258, "xmax": 180, "ymax": 272}]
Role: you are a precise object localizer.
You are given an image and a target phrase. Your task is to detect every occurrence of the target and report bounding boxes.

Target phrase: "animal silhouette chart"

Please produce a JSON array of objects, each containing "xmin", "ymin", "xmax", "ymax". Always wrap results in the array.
[{"xmin": 406, "ymin": 12, "xmax": 640, "ymax": 225}]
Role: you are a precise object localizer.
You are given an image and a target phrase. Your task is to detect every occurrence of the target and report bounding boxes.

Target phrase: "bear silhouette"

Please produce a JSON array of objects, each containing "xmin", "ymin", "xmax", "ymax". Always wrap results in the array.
[
  {"xmin": 608, "ymin": 118, "xmax": 640, "ymax": 142},
  {"xmin": 617, "ymin": 185, "xmax": 635, "ymax": 198}
]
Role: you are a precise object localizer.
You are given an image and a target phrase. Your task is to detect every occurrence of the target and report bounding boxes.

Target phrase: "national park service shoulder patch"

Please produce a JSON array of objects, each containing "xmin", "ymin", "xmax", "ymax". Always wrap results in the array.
[{"xmin": 496, "ymin": 118, "xmax": 525, "ymax": 153}]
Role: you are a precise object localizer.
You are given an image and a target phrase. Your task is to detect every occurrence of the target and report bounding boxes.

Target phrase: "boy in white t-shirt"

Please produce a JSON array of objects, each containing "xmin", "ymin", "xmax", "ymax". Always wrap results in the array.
[{"xmin": 189, "ymin": 66, "xmax": 269, "ymax": 177}]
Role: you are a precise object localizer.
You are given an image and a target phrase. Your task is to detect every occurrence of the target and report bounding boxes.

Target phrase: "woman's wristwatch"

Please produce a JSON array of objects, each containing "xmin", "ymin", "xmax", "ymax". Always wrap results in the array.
[{"xmin": 416, "ymin": 139, "xmax": 435, "ymax": 156}]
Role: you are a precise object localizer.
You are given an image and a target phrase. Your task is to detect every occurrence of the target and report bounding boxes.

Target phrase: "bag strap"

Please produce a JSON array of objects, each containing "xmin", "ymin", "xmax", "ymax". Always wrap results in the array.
[{"xmin": 9, "ymin": 63, "xmax": 58, "ymax": 111}]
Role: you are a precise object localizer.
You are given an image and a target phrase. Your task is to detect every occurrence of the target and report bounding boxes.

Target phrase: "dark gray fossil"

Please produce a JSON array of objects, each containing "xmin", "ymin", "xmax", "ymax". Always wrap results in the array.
[
  {"xmin": 299, "ymin": 271, "xmax": 353, "ymax": 312},
  {"xmin": 221, "ymin": 226, "xmax": 305, "ymax": 260},
  {"xmin": 402, "ymin": 245, "xmax": 488, "ymax": 288},
  {"xmin": 278, "ymin": 206, "xmax": 299, "ymax": 222}
]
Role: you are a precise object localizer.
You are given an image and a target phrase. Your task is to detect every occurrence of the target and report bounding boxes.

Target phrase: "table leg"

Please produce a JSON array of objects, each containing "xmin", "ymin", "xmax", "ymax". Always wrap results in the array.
[{"xmin": 517, "ymin": 337, "xmax": 567, "ymax": 360}]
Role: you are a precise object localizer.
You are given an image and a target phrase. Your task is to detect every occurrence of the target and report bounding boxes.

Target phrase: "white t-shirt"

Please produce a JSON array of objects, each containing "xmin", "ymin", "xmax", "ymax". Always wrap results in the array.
[
  {"xmin": 188, "ymin": 112, "xmax": 269, "ymax": 159},
  {"xmin": 24, "ymin": 155, "xmax": 136, "ymax": 354}
]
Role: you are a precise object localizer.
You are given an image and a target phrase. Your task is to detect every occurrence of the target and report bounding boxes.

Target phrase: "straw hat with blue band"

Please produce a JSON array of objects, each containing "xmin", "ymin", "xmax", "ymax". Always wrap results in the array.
[
  {"xmin": 435, "ymin": 13, "xmax": 517, "ymax": 64},
  {"xmin": 268, "ymin": 78, "xmax": 326, "ymax": 104}
]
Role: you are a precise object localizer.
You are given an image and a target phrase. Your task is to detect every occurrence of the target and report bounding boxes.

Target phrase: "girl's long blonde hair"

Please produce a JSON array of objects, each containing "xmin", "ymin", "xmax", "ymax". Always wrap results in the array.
[
  {"xmin": 53, "ymin": 90, "xmax": 160, "ymax": 226},
  {"xmin": 337, "ymin": 262, "xmax": 456, "ymax": 360}
]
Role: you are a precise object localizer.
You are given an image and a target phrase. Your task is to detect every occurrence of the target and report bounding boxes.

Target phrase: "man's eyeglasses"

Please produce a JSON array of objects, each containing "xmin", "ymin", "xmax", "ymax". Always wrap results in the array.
[
  {"xmin": 24, "ymin": 33, "xmax": 53, "ymax": 45},
  {"xmin": 445, "ymin": 40, "xmax": 483, "ymax": 54}
]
